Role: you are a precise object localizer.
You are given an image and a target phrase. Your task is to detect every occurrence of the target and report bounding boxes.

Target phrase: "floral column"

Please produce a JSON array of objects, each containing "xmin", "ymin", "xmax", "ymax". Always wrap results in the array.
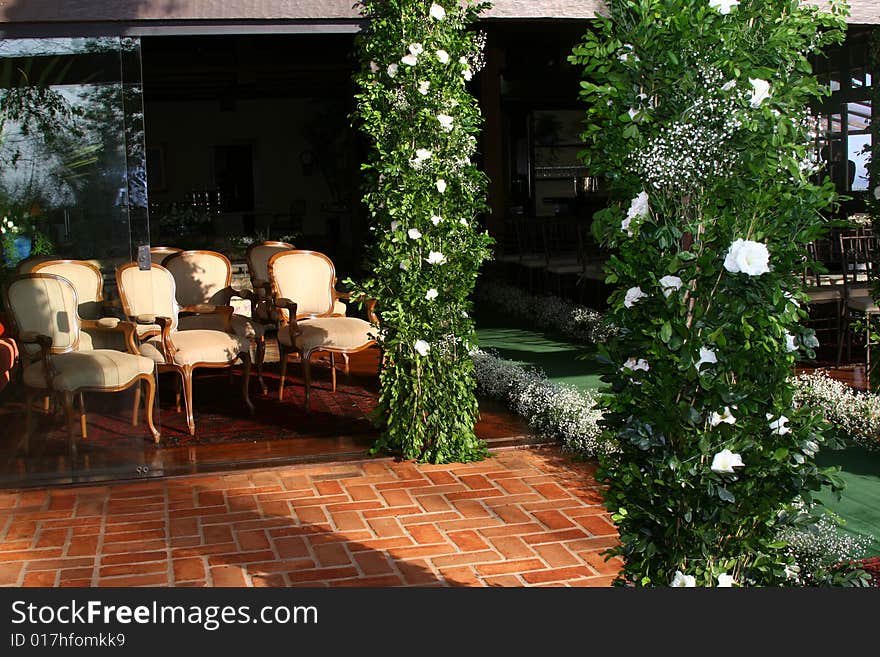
[
  {"xmin": 353, "ymin": 1, "xmax": 493, "ymax": 463},
  {"xmin": 570, "ymin": 0, "xmax": 849, "ymax": 586}
]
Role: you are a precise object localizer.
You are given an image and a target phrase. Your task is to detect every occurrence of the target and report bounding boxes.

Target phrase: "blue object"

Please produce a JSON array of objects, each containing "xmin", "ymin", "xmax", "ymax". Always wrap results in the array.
[{"xmin": 12, "ymin": 236, "xmax": 32, "ymax": 262}]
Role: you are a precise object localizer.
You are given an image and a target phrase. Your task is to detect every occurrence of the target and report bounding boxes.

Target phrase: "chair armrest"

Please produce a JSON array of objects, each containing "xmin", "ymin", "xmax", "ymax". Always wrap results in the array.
[
  {"xmin": 81, "ymin": 318, "xmax": 139, "ymax": 354},
  {"xmin": 135, "ymin": 315, "xmax": 176, "ymax": 360},
  {"xmin": 18, "ymin": 331, "xmax": 56, "ymax": 386},
  {"xmin": 334, "ymin": 290, "xmax": 352, "ymax": 301},
  {"xmin": 180, "ymin": 304, "xmax": 233, "ymax": 331}
]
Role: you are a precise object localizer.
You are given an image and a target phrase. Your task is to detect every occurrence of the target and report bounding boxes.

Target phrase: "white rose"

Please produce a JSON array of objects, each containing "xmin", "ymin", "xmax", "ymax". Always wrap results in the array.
[
  {"xmin": 709, "ymin": 407, "xmax": 737, "ymax": 427},
  {"xmin": 460, "ymin": 219, "xmax": 468, "ymax": 227},
  {"xmin": 671, "ymin": 571, "xmax": 696, "ymax": 587},
  {"xmin": 659, "ymin": 275, "xmax": 683, "ymax": 298},
  {"xmin": 431, "ymin": 215, "xmax": 442, "ymax": 226},
  {"xmin": 408, "ymin": 228, "xmax": 422, "ymax": 240},
  {"xmin": 695, "ymin": 347, "xmax": 717, "ymax": 371},
  {"xmin": 437, "ymin": 114, "xmax": 454, "ymax": 131},
  {"xmin": 414, "ymin": 340, "xmax": 430, "ymax": 357},
  {"xmin": 436, "ymin": 179, "xmax": 447, "ymax": 194},
  {"xmin": 710, "ymin": 449, "xmax": 745, "ymax": 474},
  {"xmin": 369, "ymin": 61, "xmax": 379, "ymax": 73},
  {"xmin": 426, "ymin": 251, "xmax": 447, "ymax": 265},
  {"xmin": 724, "ymin": 239, "xmax": 770, "ymax": 276},
  {"xmin": 429, "ymin": 3, "xmax": 446, "ymax": 20},
  {"xmin": 628, "ymin": 107, "xmax": 639, "ymax": 120},
  {"xmin": 716, "ymin": 573, "xmax": 736, "ymax": 587},
  {"xmin": 436, "ymin": 49, "xmax": 450, "ymax": 64},
  {"xmin": 418, "ymin": 80, "xmax": 431, "ymax": 95},
  {"xmin": 623, "ymin": 286, "xmax": 647, "ymax": 309},
  {"xmin": 390, "ymin": 220, "xmax": 400, "ymax": 232},
  {"xmin": 387, "ymin": 63, "xmax": 399, "ymax": 78},
  {"xmin": 766, "ymin": 414, "xmax": 791, "ymax": 436},
  {"xmin": 626, "ymin": 191, "xmax": 649, "ymax": 221},
  {"xmin": 749, "ymin": 78, "xmax": 771, "ymax": 107},
  {"xmin": 621, "ymin": 217, "xmax": 633, "ymax": 236},
  {"xmin": 463, "ymin": 68, "xmax": 473, "ymax": 81},
  {"xmin": 709, "ymin": 0, "xmax": 740, "ymax": 15},
  {"xmin": 621, "ymin": 357, "xmax": 650, "ymax": 372},
  {"xmin": 784, "ymin": 332, "xmax": 798, "ymax": 353},
  {"xmin": 401, "ymin": 54, "xmax": 418, "ymax": 67},
  {"xmin": 425, "ymin": 288, "xmax": 439, "ymax": 301},
  {"xmin": 408, "ymin": 42, "xmax": 424, "ymax": 56}
]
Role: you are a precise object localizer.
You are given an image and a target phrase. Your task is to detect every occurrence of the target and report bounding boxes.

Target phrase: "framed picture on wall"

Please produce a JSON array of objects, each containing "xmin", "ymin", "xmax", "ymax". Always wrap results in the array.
[{"xmin": 146, "ymin": 145, "xmax": 166, "ymax": 191}]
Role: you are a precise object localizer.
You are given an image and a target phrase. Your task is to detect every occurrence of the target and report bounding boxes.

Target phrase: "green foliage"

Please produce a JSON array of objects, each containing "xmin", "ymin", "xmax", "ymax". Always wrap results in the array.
[
  {"xmin": 352, "ymin": 1, "xmax": 494, "ymax": 463},
  {"xmin": 569, "ymin": 0, "xmax": 849, "ymax": 586}
]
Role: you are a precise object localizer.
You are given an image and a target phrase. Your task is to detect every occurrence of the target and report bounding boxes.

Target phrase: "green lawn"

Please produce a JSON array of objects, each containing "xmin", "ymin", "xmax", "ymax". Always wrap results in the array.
[{"xmin": 475, "ymin": 305, "xmax": 880, "ymax": 558}]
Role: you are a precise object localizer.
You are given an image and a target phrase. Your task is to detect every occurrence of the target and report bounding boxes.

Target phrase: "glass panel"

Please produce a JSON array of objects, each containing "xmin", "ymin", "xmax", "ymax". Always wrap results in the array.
[
  {"xmin": 847, "ymin": 101, "xmax": 871, "ymax": 132},
  {"xmin": 0, "ymin": 36, "xmax": 154, "ymax": 487},
  {"xmin": 849, "ymin": 133, "xmax": 871, "ymax": 191}
]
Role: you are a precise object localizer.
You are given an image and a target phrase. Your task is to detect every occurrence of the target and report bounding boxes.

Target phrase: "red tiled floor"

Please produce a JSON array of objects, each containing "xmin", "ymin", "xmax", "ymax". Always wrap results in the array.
[{"xmin": 0, "ymin": 446, "xmax": 620, "ymax": 587}]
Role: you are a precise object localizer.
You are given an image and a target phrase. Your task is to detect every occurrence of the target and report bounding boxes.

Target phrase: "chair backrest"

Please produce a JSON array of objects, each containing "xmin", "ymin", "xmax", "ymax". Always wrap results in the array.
[
  {"xmin": 161, "ymin": 250, "xmax": 232, "ymax": 306},
  {"xmin": 116, "ymin": 263, "xmax": 180, "ymax": 330},
  {"xmin": 32, "ymin": 259, "xmax": 104, "ymax": 320},
  {"xmin": 268, "ymin": 250, "xmax": 336, "ymax": 318},
  {"xmin": 246, "ymin": 241, "xmax": 295, "ymax": 285},
  {"xmin": 15, "ymin": 254, "xmax": 57, "ymax": 274},
  {"xmin": 3, "ymin": 273, "xmax": 83, "ymax": 357},
  {"xmin": 150, "ymin": 246, "xmax": 182, "ymax": 265},
  {"xmin": 840, "ymin": 234, "xmax": 879, "ymax": 291}
]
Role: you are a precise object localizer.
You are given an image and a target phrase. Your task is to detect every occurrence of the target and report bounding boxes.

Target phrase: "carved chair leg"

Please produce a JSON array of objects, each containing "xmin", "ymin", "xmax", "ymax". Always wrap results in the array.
[
  {"xmin": 78, "ymin": 392, "xmax": 88, "ymax": 439},
  {"xmin": 24, "ymin": 388, "xmax": 34, "ymax": 453},
  {"xmin": 240, "ymin": 353, "xmax": 254, "ymax": 415},
  {"xmin": 278, "ymin": 346, "xmax": 290, "ymax": 401},
  {"xmin": 42, "ymin": 395, "xmax": 51, "ymax": 412},
  {"xmin": 330, "ymin": 353, "xmax": 337, "ymax": 393},
  {"xmin": 143, "ymin": 376, "xmax": 160, "ymax": 444},
  {"xmin": 343, "ymin": 353, "xmax": 350, "ymax": 377},
  {"xmin": 132, "ymin": 382, "xmax": 141, "ymax": 426},
  {"xmin": 181, "ymin": 366, "xmax": 195, "ymax": 436},
  {"xmin": 62, "ymin": 391, "xmax": 77, "ymax": 459},
  {"xmin": 303, "ymin": 353, "xmax": 312, "ymax": 414},
  {"xmin": 174, "ymin": 374, "xmax": 183, "ymax": 413},
  {"xmin": 255, "ymin": 336, "xmax": 267, "ymax": 395}
]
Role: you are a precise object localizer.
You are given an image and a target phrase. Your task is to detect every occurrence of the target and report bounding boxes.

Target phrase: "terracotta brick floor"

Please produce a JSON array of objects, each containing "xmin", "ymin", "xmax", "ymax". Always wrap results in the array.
[{"xmin": 0, "ymin": 446, "xmax": 621, "ymax": 587}]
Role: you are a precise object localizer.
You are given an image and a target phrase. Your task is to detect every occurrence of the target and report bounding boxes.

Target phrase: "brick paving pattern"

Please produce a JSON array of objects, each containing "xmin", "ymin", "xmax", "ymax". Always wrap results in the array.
[{"xmin": 0, "ymin": 447, "xmax": 621, "ymax": 587}]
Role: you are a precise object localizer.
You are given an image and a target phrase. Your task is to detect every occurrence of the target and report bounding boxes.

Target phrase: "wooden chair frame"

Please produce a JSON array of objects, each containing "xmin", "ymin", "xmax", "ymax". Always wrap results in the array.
[
  {"xmin": 267, "ymin": 250, "xmax": 378, "ymax": 411},
  {"xmin": 3, "ymin": 273, "xmax": 159, "ymax": 454},
  {"xmin": 115, "ymin": 262, "xmax": 254, "ymax": 436}
]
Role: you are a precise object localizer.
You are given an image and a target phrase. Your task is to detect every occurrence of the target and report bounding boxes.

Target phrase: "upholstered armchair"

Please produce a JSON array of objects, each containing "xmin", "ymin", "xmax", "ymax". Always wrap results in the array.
[
  {"xmin": 31, "ymin": 259, "xmax": 131, "ymax": 352},
  {"xmin": 3, "ymin": 273, "xmax": 159, "ymax": 452},
  {"xmin": 161, "ymin": 249, "xmax": 266, "ymax": 393},
  {"xmin": 115, "ymin": 262, "xmax": 254, "ymax": 435},
  {"xmin": 150, "ymin": 246, "xmax": 182, "ymax": 265},
  {"xmin": 267, "ymin": 250, "xmax": 377, "ymax": 411}
]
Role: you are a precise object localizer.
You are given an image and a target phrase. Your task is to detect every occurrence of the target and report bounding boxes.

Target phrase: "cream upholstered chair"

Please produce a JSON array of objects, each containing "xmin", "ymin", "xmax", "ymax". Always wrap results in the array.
[
  {"xmin": 31, "ymin": 259, "xmax": 131, "ymax": 352},
  {"xmin": 116, "ymin": 262, "xmax": 254, "ymax": 435},
  {"xmin": 246, "ymin": 241, "xmax": 347, "ymax": 323},
  {"xmin": 161, "ymin": 250, "xmax": 266, "ymax": 392},
  {"xmin": 3, "ymin": 273, "xmax": 159, "ymax": 452},
  {"xmin": 150, "ymin": 246, "xmax": 182, "ymax": 265},
  {"xmin": 267, "ymin": 250, "xmax": 377, "ymax": 411}
]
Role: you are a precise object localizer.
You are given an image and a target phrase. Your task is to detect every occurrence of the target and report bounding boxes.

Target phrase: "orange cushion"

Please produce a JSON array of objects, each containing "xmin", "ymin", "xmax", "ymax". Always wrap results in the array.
[{"xmin": 0, "ymin": 338, "xmax": 18, "ymax": 393}]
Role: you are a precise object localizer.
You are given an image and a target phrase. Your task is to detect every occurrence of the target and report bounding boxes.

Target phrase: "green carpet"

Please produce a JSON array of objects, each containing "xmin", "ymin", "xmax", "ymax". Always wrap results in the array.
[
  {"xmin": 475, "ymin": 304, "xmax": 880, "ymax": 558},
  {"xmin": 475, "ymin": 310, "xmax": 603, "ymax": 391}
]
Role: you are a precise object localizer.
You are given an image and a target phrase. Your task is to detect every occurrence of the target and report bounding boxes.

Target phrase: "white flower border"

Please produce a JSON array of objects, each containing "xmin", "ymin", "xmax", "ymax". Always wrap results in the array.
[
  {"xmin": 475, "ymin": 281, "xmax": 614, "ymax": 344},
  {"xmin": 477, "ymin": 282, "xmax": 880, "ymax": 450},
  {"xmin": 472, "ymin": 348, "xmax": 613, "ymax": 457}
]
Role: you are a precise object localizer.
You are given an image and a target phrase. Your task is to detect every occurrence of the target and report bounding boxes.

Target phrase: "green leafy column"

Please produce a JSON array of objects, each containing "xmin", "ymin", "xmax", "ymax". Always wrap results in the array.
[
  {"xmin": 570, "ymin": 0, "xmax": 849, "ymax": 586},
  {"xmin": 353, "ymin": 1, "xmax": 493, "ymax": 463}
]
